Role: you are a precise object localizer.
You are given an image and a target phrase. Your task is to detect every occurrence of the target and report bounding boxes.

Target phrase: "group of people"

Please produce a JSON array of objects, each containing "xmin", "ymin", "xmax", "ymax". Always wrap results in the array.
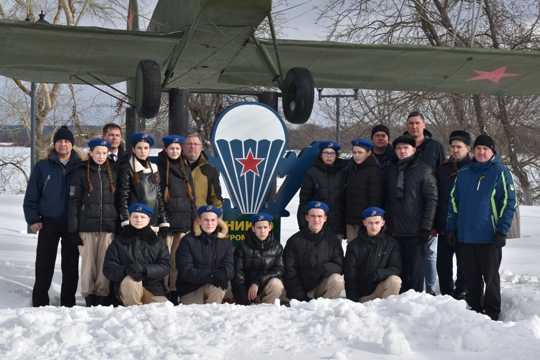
[
  {"xmin": 23, "ymin": 111, "xmax": 516, "ymax": 320},
  {"xmin": 23, "ymin": 124, "xmax": 223, "ymax": 307},
  {"xmin": 297, "ymin": 112, "xmax": 516, "ymax": 321}
]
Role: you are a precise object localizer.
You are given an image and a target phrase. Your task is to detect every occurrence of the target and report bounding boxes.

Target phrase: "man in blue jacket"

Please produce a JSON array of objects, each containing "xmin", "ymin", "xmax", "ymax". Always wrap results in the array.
[
  {"xmin": 447, "ymin": 134, "xmax": 517, "ymax": 321},
  {"xmin": 23, "ymin": 126, "xmax": 83, "ymax": 307}
]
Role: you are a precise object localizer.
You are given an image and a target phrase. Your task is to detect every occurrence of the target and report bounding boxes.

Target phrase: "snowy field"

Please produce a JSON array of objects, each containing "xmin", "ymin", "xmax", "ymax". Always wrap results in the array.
[{"xmin": 1, "ymin": 192, "xmax": 540, "ymax": 359}]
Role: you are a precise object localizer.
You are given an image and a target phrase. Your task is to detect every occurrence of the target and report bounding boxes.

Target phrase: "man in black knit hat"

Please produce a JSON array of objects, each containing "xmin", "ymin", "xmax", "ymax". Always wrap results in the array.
[{"xmin": 23, "ymin": 125, "xmax": 83, "ymax": 307}]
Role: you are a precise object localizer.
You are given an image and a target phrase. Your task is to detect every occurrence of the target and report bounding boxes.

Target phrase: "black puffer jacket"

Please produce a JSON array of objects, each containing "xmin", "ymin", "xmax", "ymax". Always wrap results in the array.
[
  {"xmin": 232, "ymin": 230, "xmax": 284, "ymax": 305},
  {"xmin": 385, "ymin": 155, "xmax": 438, "ymax": 237},
  {"xmin": 103, "ymin": 225, "xmax": 171, "ymax": 297},
  {"xmin": 344, "ymin": 227, "xmax": 401, "ymax": 301},
  {"xmin": 176, "ymin": 225, "xmax": 234, "ymax": 297},
  {"xmin": 283, "ymin": 227, "xmax": 344, "ymax": 301},
  {"xmin": 297, "ymin": 157, "xmax": 346, "ymax": 234},
  {"xmin": 157, "ymin": 151, "xmax": 197, "ymax": 232},
  {"xmin": 433, "ymin": 155, "xmax": 472, "ymax": 234},
  {"xmin": 117, "ymin": 156, "xmax": 169, "ymax": 229},
  {"xmin": 345, "ymin": 154, "xmax": 382, "ymax": 225},
  {"xmin": 68, "ymin": 160, "xmax": 117, "ymax": 233}
]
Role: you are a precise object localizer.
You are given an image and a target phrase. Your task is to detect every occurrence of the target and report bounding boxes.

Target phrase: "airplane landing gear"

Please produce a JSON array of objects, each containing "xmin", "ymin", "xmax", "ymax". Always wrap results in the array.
[
  {"xmin": 135, "ymin": 60, "xmax": 161, "ymax": 119},
  {"xmin": 282, "ymin": 67, "xmax": 314, "ymax": 125}
]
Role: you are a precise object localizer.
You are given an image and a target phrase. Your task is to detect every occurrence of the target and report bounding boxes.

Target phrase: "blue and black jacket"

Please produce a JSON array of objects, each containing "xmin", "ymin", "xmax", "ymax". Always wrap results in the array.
[{"xmin": 447, "ymin": 153, "xmax": 517, "ymax": 243}]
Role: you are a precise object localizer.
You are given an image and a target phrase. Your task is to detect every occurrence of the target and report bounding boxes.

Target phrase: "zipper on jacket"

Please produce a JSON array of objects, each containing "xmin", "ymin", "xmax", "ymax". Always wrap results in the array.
[
  {"xmin": 476, "ymin": 176, "xmax": 485, "ymax": 191},
  {"xmin": 98, "ymin": 165, "xmax": 103, "ymax": 231},
  {"xmin": 43, "ymin": 175, "xmax": 51, "ymax": 192}
]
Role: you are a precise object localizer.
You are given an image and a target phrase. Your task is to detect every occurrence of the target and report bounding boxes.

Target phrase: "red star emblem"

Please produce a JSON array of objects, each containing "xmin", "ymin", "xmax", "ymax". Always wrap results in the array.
[
  {"xmin": 236, "ymin": 149, "xmax": 264, "ymax": 176},
  {"xmin": 467, "ymin": 66, "xmax": 520, "ymax": 84}
]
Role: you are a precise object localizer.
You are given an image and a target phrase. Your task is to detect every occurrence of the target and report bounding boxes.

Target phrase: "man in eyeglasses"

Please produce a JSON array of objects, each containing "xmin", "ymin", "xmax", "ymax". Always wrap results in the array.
[
  {"xmin": 297, "ymin": 141, "xmax": 346, "ymax": 240},
  {"xmin": 182, "ymin": 133, "xmax": 223, "ymax": 209}
]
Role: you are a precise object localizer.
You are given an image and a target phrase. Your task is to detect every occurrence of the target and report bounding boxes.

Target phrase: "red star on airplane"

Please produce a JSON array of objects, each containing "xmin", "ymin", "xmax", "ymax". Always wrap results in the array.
[
  {"xmin": 236, "ymin": 149, "xmax": 264, "ymax": 176},
  {"xmin": 467, "ymin": 66, "xmax": 520, "ymax": 84}
]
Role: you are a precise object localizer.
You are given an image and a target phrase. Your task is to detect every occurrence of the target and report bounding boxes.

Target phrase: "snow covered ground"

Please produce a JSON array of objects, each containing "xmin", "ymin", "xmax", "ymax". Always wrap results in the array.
[{"xmin": 1, "ymin": 193, "xmax": 540, "ymax": 359}]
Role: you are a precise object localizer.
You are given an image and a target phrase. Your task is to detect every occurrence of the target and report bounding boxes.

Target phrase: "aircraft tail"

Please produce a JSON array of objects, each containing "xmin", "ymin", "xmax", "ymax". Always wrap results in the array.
[{"xmin": 127, "ymin": 0, "xmax": 140, "ymax": 31}]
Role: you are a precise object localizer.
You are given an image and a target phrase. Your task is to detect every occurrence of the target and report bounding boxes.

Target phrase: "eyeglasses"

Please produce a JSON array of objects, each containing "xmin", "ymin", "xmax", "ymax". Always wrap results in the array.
[
  {"xmin": 184, "ymin": 143, "xmax": 202, "ymax": 146},
  {"xmin": 322, "ymin": 152, "xmax": 336, "ymax": 157}
]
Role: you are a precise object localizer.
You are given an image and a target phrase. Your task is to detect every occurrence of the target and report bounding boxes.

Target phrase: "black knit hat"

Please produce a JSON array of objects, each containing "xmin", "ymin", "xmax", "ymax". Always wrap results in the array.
[
  {"xmin": 449, "ymin": 130, "xmax": 472, "ymax": 146},
  {"xmin": 371, "ymin": 124, "xmax": 390, "ymax": 139},
  {"xmin": 53, "ymin": 125, "xmax": 74, "ymax": 145},
  {"xmin": 392, "ymin": 135, "xmax": 416, "ymax": 148},
  {"xmin": 473, "ymin": 134, "xmax": 495, "ymax": 151}
]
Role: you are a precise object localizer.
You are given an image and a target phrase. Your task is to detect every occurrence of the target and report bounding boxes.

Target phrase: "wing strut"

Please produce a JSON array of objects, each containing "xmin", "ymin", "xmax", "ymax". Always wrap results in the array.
[
  {"xmin": 72, "ymin": 75, "xmax": 131, "ymax": 105},
  {"xmin": 161, "ymin": 8, "xmax": 203, "ymax": 88}
]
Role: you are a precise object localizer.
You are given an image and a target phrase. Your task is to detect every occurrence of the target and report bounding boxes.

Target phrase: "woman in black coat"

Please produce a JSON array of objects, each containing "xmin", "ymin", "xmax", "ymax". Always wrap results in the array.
[
  {"xmin": 68, "ymin": 138, "xmax": 116, "ymax": 306},
  {"xmin": 345, "ymin": 138, "xmax": 382, "ymax": 242},
  {"xmin": 157, "ymin": 135, "xmax": 197, "ymax": 304},
  {"xmin": 297, "ymin": 141, "xmax": 346, "ymax": 238},
  {"xmin": 117, "ymin": 133, "xmax": 169, "ymax": 236}
]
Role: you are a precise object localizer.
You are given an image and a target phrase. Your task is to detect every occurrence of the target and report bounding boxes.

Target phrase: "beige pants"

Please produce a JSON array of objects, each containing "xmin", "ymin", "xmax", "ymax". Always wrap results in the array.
[
  {"xmin": 119, "ymin": 276, "xmax": 168, "ymax": 306},
  {"xmin": 359, "ymin": 275, "xmax": 402, "ymax": 303},
  {"xmin": 346, "ymin": 224, "xmax": 361, "ymax": 243},
  {"xmin": 308, "ymin": 273, "xmax": 344, "ymax": 299},
  {"xmin": 180, "ymin": 284, "xmax": 226, "ymax": 305},
  {"xmin": 253, "ymin": 278, "xmax": 284, "ymax": 304},
  {"xmin": 79, "ymin": 232, "xmax": 114, "ymax": 297},
  {"xmin": 164, "ymin": 232, "xmax": 187, "ymax": 292}
]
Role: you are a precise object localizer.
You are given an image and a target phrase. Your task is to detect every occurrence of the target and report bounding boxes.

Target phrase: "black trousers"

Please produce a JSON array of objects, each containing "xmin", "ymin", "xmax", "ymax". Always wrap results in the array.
[
  {"xmin": 437, "ymin": 234, "xmax": 467, "ymax": 296},
  {"xmin": 461, "ymin": 242, "xmax": 502, "ymax": 320},
  {"xmin": 397, "ymin": 236, "xmax": 425, "ymax": 293},
  {"xmin": 32, "ymin": 218, "xmax": 79, "ymax": 307}
]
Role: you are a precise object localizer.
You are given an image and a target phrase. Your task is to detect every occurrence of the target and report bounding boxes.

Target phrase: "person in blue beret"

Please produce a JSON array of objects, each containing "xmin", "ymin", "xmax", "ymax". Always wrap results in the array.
[
  {"xmin": 103, "ymin": 203, "xmax": 171, "ymax": 306},
  {"xmin": 345, "ymin": 138, "xmax": 382, "ymax": 242},
  {"xmin": 116, "ymin": 132, "xmax": 170, "ymax": 240},
  {"xmin": 175, "ymin": 205, "xmax": 234, "ymax": 304},
  {"xmin": 232, "ymin": 213, "xmax": 285, "ymax": 305},
  {"xmin": 284, "ymin": 201, "xmax": 344, "ymax": 301},
  {"xmin": 344, "ymin": 207, "xmax": 402, "ymax": 303},
  {"xmin": 68, "ymin": 138, "xmax": 117, "ymax": 307},
  {"xmin": 157, "ymin": 134, "xmax": 197, "ymax": 305},
  {"xmin": 297, "ymin": 140, "xmax": 346, "ymax": 240}
]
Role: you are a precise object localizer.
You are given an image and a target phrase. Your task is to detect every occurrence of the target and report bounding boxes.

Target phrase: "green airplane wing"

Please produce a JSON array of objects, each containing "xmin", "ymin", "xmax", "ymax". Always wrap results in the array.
[
  {"xmin": 0, "ymin": 20, "xmax": 183, "ymax": 85},
  {"xmin": 219, "ymin": 39, "xmax": 540, "ymax": 96}
]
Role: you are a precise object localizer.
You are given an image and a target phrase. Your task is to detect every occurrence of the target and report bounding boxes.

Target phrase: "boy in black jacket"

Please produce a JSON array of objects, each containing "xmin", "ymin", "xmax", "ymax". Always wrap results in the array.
[
  {"xmin": 344, "ymin": 207, "xmax": 401, "ymax": 302},
  {"xmin": 232, "ymin": 213, "xmax": 284, "ymax": 305},
  {"xmin": 103, "ymin": 203, "xmax": 170, "ymax": 306}
]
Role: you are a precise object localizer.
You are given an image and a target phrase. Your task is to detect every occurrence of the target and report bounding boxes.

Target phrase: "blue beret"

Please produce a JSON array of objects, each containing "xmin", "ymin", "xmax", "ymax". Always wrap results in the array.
[
  {"xmin": 87, "ymin": 138, "xmax": 111, "ymax": 149},
  {"xmin": 362, "ymin": 206, "xmax": 385, "ymax": 219},
  {"xmin": 351, "ymin": 138, "xmax": 374, "ymax": 150},
  {"xmin": 163, "ymin": 134, "xmax": 185, "ymax": 146},
  {"xmin": 250, "ymin": 213, "xmax": 274, "ymax": 224},
  {"xmin": 197, "ymin": 204, "xmax": 222, "ymax": 217},
  {"xmin": 318, "ymin": 141, "xmax": 341, "ymax": 151},
  {"xmin": 129, "ymin": 203, "xmax": 154, "ymax": 217},
  {"xmin": 305, "ymin": 201, "xmax": 329, "ymax": 214},
  {"xmin": 130, "ymin": 132, "xmax": 155, "ymax": 146}
]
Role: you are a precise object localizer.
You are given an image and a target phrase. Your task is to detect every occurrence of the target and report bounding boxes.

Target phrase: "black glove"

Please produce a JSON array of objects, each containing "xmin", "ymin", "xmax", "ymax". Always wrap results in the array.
[
  {"xmin": 494, "ymin": 232, "xmax": 507, "ymax": 250},
  {"xmin": 158, "ymin": 227, "xmax": 169, "ymax": 239},
  {"xmin": 305, "ymin": 266, "xmax": 324, "ymax": 285},
  {"xmin": 446, "ymin": 230, "xmax": 457, "ymax": 246},
  {"xmin": 211, "ymin": 268, "xmax": 228, "ymax": 290},
  {"xmin": 124, "ymin": 263, "xmax": 146, "ymax": 282},
  {"xmin": 361, "ymin": 272, "xmax": 379, "ymax": 289},
  {"xmin": 418, "ymin": 229, "xmax": 431, "ymax": 244},
  {"xmin": 70, "ymin": 232, "xmax": 83, "ymax": 246}
]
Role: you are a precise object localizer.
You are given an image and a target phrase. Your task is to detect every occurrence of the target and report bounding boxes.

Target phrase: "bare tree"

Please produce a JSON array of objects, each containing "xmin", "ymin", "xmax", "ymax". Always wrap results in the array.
[{"xmin": 316, "ymin": 0, "xmax": 540, "ymax": 204}]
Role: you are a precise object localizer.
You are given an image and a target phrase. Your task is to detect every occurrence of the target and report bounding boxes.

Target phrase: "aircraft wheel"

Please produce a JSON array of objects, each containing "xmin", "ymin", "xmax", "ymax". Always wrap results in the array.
[
  {"xmin": 135, "ymin": 60, "xmax": 161, "ymax": 119},
  {"xmin": 282, "ymin": 67, "xmax": 314, "ymax": 124}
]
